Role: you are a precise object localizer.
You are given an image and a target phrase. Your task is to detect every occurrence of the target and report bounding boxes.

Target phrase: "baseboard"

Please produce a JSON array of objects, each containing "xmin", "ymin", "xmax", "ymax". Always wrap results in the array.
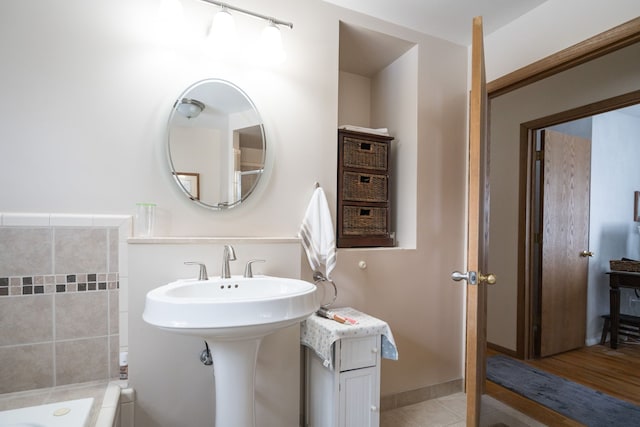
[
  {"xmin": 488, "ymin": 342, "xmax": 518, "ymax": 358},
  {"xmin": 380, "ymin": 379, "xmax": 463, "ymax": 411},
  {"xmin": 586, "ymin": 336, "xmax": 601, "ymax": 346}
]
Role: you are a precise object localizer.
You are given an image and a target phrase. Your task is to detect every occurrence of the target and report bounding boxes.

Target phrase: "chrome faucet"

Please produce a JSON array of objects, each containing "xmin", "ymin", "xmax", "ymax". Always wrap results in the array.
[
  {"xmin": 244, "ymin": 259, "xmax": 265, "ymax": 278},
  {"xmin": 184, "ymin": 262, "xmax": 208, "ymax": 280},
  {"xmin": 221, "ymin": 245, "xmax": 237, "ymax": 278}
]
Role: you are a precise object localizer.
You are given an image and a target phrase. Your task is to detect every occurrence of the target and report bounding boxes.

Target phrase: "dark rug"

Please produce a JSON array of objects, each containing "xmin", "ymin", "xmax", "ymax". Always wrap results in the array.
[{"xmin": 486, "ymin": 355, "xmax": 640, "ymax": 427}]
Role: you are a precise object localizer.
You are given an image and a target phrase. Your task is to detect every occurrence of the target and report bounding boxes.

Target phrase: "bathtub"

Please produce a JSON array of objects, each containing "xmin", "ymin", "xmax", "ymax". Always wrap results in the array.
[
  {"xmin": 0, "ymin": 381, "xmax": 132, "ymax": 427},
  {"xmin": 0, "ymin": 397, "xmax": 94, "ymax": 427}
]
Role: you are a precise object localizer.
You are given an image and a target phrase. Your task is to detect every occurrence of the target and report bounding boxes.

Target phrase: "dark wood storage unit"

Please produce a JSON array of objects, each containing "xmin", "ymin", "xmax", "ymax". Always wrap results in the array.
[{"xmin": 337, "ymin": 129, "xmax": 394, "ymax": 248}]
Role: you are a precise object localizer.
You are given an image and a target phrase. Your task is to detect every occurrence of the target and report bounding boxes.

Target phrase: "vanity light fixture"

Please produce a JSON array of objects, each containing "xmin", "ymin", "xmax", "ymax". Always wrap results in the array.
[
  {"xmin": 176, "ymin": 98, "xmax": 205, "ymax": 119},
  {"xmin": 260, "ymin": 20, "xmax": 286, "ymax": 63},
  {"xmin": 209, "ymin": 5, "xmax": 236, "ymax": 41},
  {"xmin": 201, "ymin": 0, "xmax": 292, "ymax": 62}
]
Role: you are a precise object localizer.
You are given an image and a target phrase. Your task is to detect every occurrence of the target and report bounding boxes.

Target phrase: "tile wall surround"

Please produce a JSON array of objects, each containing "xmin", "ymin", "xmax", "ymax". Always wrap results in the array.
[
  {"xmin": 0, "ymin": 213, "xmax": 131, "ymax": 395},
  {"xmin": 0, "ymin": 273, "xmax": 119, "ymax": 297}
]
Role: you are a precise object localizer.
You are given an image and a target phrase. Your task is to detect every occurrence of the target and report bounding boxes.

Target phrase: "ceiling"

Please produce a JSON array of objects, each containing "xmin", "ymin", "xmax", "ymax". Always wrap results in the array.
[
  {"xmin": 339, "ymin": 22, "xmax": 416, "ymax": 76},
  {"xmin": 323, "ymin": 0, "xmax": 548, "ymax": 46}
]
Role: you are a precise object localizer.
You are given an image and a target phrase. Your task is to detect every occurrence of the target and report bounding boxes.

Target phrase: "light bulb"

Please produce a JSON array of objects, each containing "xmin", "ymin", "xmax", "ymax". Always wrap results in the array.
[
  {"xmin": 260, "ymin": 21, "xmax": 286, "ymax": 64},
  {"xmin": 209, "ymin": 8, "xmax": 236, "ymax": 45}
]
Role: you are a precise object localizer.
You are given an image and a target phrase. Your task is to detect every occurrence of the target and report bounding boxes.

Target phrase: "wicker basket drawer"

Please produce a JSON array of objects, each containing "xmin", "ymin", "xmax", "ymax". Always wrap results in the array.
[
  {"xmin": 610, "ymin": 259, "xmax": 640, "ymax": 272},
  {"xmin": 342, "ymin": 171, "xmax": 387, "ymax": 202},
  {"xmin": 342, "ymin": 206, "xmax": 388, "ymax": 236},
  {"xmin": 343, "ymin": 137, "xmax": 388, "ymax": 170}
]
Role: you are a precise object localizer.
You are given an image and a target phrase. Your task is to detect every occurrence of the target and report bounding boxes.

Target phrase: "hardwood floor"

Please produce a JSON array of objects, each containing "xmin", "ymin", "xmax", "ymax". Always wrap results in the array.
[{"xmin": 486, "ymin": 342, "xmax": 640, "ymax": 425}]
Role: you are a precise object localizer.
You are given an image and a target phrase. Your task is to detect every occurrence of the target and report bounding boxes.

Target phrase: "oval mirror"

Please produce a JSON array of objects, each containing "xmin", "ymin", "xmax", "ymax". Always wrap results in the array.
[{"xmin": 167, "ymin": 79, "xmax": 266, "ymax": 209}]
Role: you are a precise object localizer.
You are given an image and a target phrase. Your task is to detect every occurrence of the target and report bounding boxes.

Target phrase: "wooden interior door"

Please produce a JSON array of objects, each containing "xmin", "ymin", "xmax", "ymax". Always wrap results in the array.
[
  {"xmin": 464, "ymin": 16, "xmax": 492, "ymax": 426},
  {"xmin": 538, "ymin": 129, "xmax": 591, "ymax": 357}
]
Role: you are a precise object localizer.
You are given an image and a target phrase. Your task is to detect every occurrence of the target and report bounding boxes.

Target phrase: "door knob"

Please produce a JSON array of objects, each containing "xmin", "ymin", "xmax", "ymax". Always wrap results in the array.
[
  {"xmin": 580, "ymin": 250, "xmax": 594, "ymax": 257},
  {"xmin": 479, "ymin": 273, "xmax": 497, "ymax": 285},
  {"xmin": 451, "ymin": 271, "xmax": 496, "ymax": 286},
  {"xmin": 452, "ymin": 271, "xmax": 478, "ymax": 285}
]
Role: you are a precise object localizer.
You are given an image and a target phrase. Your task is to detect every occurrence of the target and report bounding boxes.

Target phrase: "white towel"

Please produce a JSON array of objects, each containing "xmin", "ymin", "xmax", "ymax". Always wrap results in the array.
[
  {"xmin": 338, "ymin": 125, "xmax": 390, "ymax": 136},
  {"xmin": 299, "ymin": 187, "xmax": 336, "ymax": 279}
]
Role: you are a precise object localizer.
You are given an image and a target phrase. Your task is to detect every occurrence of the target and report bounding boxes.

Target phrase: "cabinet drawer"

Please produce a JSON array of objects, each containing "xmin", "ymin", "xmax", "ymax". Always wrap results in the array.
[
  {"xmin": 342, "ymin": 171, "xmax": 388, "ymax": 202},
  {"xmin": 339, "ymin": 336, "xmax": 378, "ymax": 371},
  {"xmin": 343, "ymin": 137, "xmax": 388, "ymax": 170},
  {"xmin": 342, "ymin": 206, "xmax": 388, "ymax": 236}
]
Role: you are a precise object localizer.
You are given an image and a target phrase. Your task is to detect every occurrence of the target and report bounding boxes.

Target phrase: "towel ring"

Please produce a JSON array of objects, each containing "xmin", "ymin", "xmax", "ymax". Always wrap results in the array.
[{"xmin": 313, "ymin": 271, "xmax": 337, "ymax": 308}]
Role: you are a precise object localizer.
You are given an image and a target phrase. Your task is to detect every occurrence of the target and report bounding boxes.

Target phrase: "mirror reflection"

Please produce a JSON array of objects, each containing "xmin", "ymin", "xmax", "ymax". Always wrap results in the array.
[{"xmin": 167, "ymin": 79, "xmax": 266, "ymax": 209}]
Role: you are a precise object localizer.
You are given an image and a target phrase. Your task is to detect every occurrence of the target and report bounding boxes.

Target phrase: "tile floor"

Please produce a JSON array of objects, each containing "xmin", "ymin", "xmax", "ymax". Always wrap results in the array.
[{"xmin": 380, "ymin": 392, "xmax": 547, "ymax": 427}]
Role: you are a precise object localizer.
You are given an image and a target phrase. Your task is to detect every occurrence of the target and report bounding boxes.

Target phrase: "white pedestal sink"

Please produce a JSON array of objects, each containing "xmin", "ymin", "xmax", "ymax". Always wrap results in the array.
[{"xmin": 142, "ymin": 276, "xmax": 319, "ymax": 427}]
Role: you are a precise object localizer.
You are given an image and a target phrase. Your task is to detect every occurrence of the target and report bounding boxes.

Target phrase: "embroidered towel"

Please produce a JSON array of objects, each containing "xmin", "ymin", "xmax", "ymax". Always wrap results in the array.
[{"xmin": 299, "ymin": 187, "xmax": 336, "ymax": 278}]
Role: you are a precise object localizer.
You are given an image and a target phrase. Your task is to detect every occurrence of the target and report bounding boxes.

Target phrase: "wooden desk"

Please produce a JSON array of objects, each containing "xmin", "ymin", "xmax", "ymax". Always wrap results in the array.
[{"xmin": 607, "ymin": 271, "xmax": 640, "ymax": 349}]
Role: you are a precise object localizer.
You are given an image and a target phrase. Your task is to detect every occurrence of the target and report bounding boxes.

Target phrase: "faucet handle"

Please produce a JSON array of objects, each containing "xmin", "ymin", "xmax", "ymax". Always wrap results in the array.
[
  {"xmin": 224, "ymin": 245, "xmax": 237, "ymax": 261},
  {"xmin": 244, "ymin": 259, "xmax": 266, "ymax": 278},
  {"xmin": 184, "ymin": 262, "xmax": 208, "ymax": 281}
]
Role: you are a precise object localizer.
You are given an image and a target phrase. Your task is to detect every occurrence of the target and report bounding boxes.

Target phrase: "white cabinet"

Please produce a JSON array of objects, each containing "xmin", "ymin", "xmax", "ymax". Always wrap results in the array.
[
  {"xmin": 305, "ymin": 335, "xmax": 381, "ymax": 427},
  {"xmin": 301, "ymin": 307, "xmax": 397, "ymax": 427}
]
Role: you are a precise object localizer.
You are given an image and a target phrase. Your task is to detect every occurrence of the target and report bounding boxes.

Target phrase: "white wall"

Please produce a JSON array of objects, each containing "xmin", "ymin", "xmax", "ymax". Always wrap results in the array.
[
  {"xmin": 589, "ymin": 111, "xmax": 640, "ymax": 338},
  {"xmin": 338, "ymin": 71, "xmax": 371, "ymax": 126},
  {"xmin": 0, "ymin": 0, "xmax": 468, "ymax": 408},
  {"xmin": 371, "ymin": 46, "xmax": 418, "ymax": 248},
  {"xmin": 484, "ymin": 0, "xmax": 640, "ymax": 82},
  {"xmin": 170, "ymin": 127, "xmax": 222, "ymax": 202}
]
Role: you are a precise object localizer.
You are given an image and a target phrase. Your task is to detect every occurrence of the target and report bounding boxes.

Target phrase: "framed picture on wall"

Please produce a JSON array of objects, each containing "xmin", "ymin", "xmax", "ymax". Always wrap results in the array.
[
  {"xmin": 174, "ymin": 172, "xmax": 200, "ymax": 200},
  {"xmin": 635, "ymin": 191, "xmax": 640, "ymax": 222}
]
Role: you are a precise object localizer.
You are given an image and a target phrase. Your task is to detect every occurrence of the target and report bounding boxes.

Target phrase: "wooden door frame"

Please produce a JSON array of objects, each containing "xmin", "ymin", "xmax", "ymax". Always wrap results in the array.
[
  {"xmin": 485, "ymin": 16, "xmax": 640, "ymax": 359},
  {"xmin": 487, "ymin": 17, "xmax": 640, "ymax": 98}
]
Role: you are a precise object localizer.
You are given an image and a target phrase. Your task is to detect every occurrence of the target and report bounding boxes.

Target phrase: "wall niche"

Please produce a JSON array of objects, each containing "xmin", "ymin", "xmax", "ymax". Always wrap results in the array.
[{"xmin": 338, "ymin": 22, "xmax": 418, "ymax": 249}]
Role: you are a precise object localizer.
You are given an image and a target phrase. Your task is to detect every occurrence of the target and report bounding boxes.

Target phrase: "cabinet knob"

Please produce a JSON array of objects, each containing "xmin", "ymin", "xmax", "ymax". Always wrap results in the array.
[
  {"xmin": 371, "ymin": 347, "xmax": 378, "ymax": 353},
  {"xmin": 371, "ymin": 405, "xmax": 378, "ymax": 412}
]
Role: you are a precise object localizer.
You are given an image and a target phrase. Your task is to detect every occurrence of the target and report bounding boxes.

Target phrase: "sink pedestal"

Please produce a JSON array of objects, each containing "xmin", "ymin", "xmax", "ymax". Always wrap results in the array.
[
  {"xmin": 142, "ymin": 276, "xmax": 319, "ymax": 427},
  {"xmin": 208, "ymin": 337, "xmax": 262, "ymax": 427}
]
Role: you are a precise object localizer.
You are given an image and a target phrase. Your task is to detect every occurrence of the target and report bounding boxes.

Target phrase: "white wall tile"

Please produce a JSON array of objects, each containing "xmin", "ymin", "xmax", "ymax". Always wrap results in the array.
[
  {"xmin": 50, "ymin": 214, "xmax": 93, "ymax": 227},
  {"xmin": 0, "ymin": 212, "xmax": 128, "ymax": 395},
  {"xmin": 93, "ymin": 215, "xmax": 131, "ymax": 228},
  {"xmin": 2, "ymin": 213, "xmax": 50, "ymax": 226},
  {"xmin": 119, "ymin": 312, "xmax": 128, "ymax": 349}
]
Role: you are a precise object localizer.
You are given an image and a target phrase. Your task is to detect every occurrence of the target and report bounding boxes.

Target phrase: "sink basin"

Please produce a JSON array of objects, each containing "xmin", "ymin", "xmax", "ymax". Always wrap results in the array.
[
  {"xmin": 143, "ymin": 275, "xmax": 319, "ymax": 427},
  {"xmin": 143, "ymin": 275, "xmax": 319, "ymax": 339}
]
